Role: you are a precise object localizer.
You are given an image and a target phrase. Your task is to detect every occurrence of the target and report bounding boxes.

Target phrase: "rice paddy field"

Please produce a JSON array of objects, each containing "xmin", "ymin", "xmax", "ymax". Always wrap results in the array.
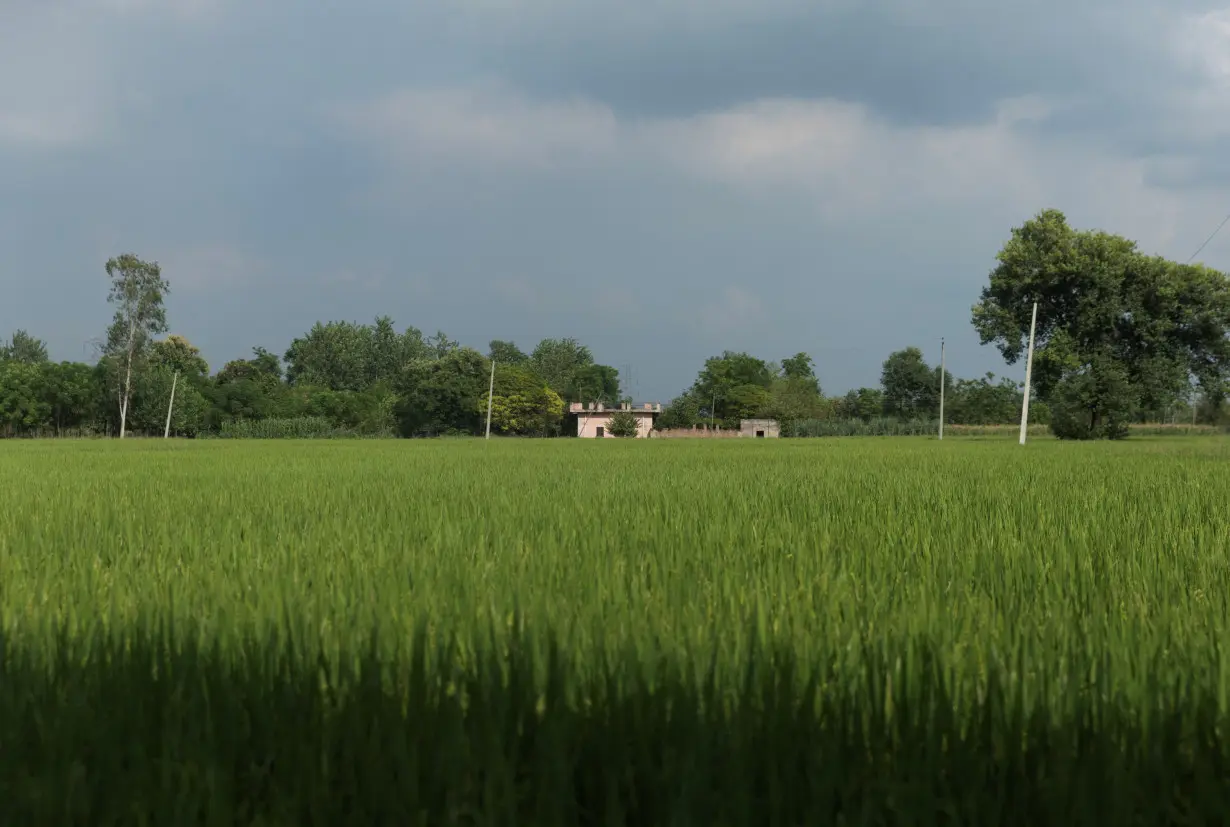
[{"xmin": 2, "ymin": 436, "xmax": 1230, "ymax": 825}]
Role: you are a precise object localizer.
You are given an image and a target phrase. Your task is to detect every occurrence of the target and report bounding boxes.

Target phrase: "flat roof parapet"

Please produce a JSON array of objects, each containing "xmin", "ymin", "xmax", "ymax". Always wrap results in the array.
[{"xmin": 569, "ymin": 402, "xmax": 661, "ymax": 413}]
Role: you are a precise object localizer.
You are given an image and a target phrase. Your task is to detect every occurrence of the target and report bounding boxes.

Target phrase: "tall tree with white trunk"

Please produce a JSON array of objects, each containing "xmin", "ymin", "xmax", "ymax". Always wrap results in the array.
[{"xmin": 103, "ymin": 254, "xmax": 170, "ymax": 438}]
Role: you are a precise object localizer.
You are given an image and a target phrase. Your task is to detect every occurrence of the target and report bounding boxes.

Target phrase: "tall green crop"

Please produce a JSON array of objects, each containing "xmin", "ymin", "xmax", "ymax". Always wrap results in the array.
[{"xmin": 1, "ymin": 437, "xmax": 1228, "ymax": 824}]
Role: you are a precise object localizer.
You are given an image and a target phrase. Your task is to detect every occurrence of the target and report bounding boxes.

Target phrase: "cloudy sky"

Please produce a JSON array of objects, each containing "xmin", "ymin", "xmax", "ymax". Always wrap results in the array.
[{"xmin": 4, "ymin": 0, "xmax": 1230, "ymax": 399}]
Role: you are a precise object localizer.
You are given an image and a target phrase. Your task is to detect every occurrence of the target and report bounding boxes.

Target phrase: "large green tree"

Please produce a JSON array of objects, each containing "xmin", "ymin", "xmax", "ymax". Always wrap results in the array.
[
  {"xmin": 656, "ymin": 392, "xmax": 702, "ymax": 430},
  {"xmin": 764, "ymin": 376, "xmax": 829, "ymax": 423},
  {"xmin": 117, "ymin": 335, "xmax": 208, "ymax": 437},
  {"xmin": 947, "ymin": 373, "xmax": 1026, "ymax": 425},
  {"xmin": 130, "ymin": 368, "xmax": 210, "ymax": 437},
  {"xmin": 208, "ymin": 346, "xmax": 289, "ymax": 429},
  {"xmin": 149, "ymin": 335, "xmax": 209, "ymax": 381},
  {"xmin": 284, "ymin": 321, "xmax": 367, "ymax": 390},
  {"xmin": 529, "ymin": 338, "xmax": 593, "ymax": 398},
  {"xmin": 477, "ymin": 364, "xmax": 564, "ymax": 436},
  {"xmin": 40, "ymin": 361, "xmax": 102, "ymax": 435},
  {"xmin": 426, "ymin": 330, "xmax": 459, "ymax": 359},
  {"xmin": 216, "ymin": 347, "xmax": 283, "ymax": 388},
  {"xmin": 103, "ymin": 254, "xmax": 170, "ymax": 439},
  {"xmin": 881, "ymin": 347, "xmax": 946, "ymax": 418},
  {"xmin": 834, "ymin": 388, "xmax": 884, "ymax": 421},
  {"xmin": 397, "ymin": 347, "xmax": 490, "ymax": 436},
  {"xmin": 488, "ymin": 340, "xmax": 529, "ymax": 366},
  {"xmin": 0, "ymin": 330, "xmax": 49, "ymax": 364},
  {"xmin": 780, "ymin": 352, "xmax": 819, "ymax": 393},
  {"xmin": 284, "ymin": 318, "xmax": 429, "ymax": 391},
  {"xmin": 571, "ymin": 363, "xmax": 622, "ymax": 405},
  {"xmin": 692, "ymin": 351, "xmax": 774, "ymax": 424},
  {"xmin": 659, "ymin": 351, "xmax": 824, "ymax": 428},
  {"xmin": 0, "ymin": 361, "xmax": 51, "ymax": 435},
  {"xmin": 972, "ymin": 209, "xmax": 1230, "ymax": 437},
  {"xmin": 369, "ymin": 317, "xmax": 424, "ymax": 382}
]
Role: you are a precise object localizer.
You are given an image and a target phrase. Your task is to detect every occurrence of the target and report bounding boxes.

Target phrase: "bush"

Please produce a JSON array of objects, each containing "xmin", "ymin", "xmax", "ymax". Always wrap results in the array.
[
  {"xmin": 606, "ymin": 410, "xmax": 641, "ymax": 438},
  {"xmin": 785, "ymin": 417, "xmax": 937, "ymax": 437},
  {"xmin": 214, "ymin": 417, "xmax": 362, "ymax": 439},
  {"xmin": 1048, "ymin": 358, "xmax": 1137, "ymax": 441}
]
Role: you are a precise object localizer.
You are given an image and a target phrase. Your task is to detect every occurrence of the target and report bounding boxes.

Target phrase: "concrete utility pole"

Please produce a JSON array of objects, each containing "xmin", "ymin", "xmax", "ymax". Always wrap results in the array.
[
  {"xmin": 485, "ymin": 360, "xmax": 496, "ymax": 440},
  {"xmin": 1019, "ymin": 302, "xmax": 1038, "ymax": 445},
  {"xmin": 163, "ymin": 372, "xmax": 178, "ymax": 438},
  {"xmin": 938, "ymin": 338, "xmax": 945, "ymax": 441}
]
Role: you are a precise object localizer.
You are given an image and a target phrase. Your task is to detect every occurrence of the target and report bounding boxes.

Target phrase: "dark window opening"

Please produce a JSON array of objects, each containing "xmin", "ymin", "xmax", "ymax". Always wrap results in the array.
[
  {"xmin": 756, "ymin": 430, "xmax": 765, "ymax": 438},
  {"xmin": 596, "ymin": 426, "xmax": 604, "ymax": 437}
]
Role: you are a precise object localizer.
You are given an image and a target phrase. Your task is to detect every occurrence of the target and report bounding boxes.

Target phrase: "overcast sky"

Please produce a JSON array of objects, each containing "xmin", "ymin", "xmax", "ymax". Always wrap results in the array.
[{"xmin": 4, "ymin": 0, "xmax": 1230, "ymax": 400}]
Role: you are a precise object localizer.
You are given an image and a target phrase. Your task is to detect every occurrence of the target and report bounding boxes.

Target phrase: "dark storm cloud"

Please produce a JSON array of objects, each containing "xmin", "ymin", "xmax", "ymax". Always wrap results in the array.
[
  {"xmin": 455, "ymin": 0, "xmax": 1214, "ymax": 126},
  {"xmin": 2, "ymin": 0, "xmax": 1229, "ymax": 399}
]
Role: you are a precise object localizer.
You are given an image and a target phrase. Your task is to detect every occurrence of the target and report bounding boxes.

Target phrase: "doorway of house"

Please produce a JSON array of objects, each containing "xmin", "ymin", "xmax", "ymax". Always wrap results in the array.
[
  {"xmin": 756, "ymin": 430, "xmax": 765, "ymax": 437},
  {"xmin": 596, "ymin": 426, "xmax": 605, "ymax": 437}
]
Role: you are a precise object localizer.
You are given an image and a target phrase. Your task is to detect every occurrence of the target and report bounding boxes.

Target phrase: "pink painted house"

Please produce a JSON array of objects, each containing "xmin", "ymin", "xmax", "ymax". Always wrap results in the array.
[{"xmin": 570, "ymin": 401, "xmax": 661, "ymax": 438}]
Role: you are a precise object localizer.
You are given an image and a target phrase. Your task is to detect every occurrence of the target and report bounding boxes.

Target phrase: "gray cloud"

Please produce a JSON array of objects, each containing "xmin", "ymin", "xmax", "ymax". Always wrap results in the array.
[
  {"xmin": 3, "ymin": 0, "xmax": 1230, "ymax": 400},
  {"xmin": 458, "ymin": 1, "xmax": 1208, "ymax": 121}
]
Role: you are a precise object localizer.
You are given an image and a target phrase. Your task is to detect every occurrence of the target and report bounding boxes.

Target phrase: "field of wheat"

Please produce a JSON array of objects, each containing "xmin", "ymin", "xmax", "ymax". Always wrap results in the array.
[{"xmin": 2, "ymin": 437, "xmax": 1228, "ymax": 825}]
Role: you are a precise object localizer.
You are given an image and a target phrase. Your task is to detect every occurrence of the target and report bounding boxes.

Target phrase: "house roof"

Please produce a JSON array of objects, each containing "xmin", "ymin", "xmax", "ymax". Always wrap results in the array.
[{"xmin": 569, "ymin": 402, "xmax": 661, "ymax": 414}]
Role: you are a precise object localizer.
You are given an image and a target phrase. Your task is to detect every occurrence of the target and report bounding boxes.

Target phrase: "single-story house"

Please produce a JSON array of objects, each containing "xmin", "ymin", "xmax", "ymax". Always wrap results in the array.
[
  {"xmin": 740, "ymin": 418, "xmax": 780, "ymax": 437},
  {"xmin": 570, "ymin": 402, "xmax": 661, "ymax": 438}
]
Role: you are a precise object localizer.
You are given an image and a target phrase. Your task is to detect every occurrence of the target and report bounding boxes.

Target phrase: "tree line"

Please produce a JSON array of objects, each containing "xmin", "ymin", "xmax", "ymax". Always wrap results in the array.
[
  {"xmin": 0, "ymin": 321, "xmax": 624, "ymax": 438},
  {"xmin": 658, "ymin": 209, "xmax": 1230, "ymax": 438},
  {"xmin": 0, "ymin": 255, "xmax": 1057, "ymax": 439},
  {"xmin": 0, "ymin": 255, "xmax": 626, "ymax": 438},
  {"xmin": 654, "ymin": 347, "xmax": 1057, "ymax": 431},
  {"xmin": 2, "ymin": 316, "xmax": 1077, "ymax": 437},
  {"xmin": 3, "ymin": 210, "xmax": 1229, "ymax": 439}
]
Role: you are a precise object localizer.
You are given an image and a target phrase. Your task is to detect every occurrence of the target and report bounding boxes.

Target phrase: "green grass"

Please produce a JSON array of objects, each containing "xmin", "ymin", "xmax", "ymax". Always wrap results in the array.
[{"xmin": 2, "ymin": 437, "xmax": 1229, "ymax": 825}]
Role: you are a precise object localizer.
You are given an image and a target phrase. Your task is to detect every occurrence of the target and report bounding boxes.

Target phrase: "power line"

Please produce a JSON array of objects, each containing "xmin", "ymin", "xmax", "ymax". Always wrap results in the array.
[
  {"xmin": 621, "ymin": 363, "xmax": 635, "ymax": 402},
  {"xmin": 1186, "ymin": 211, "xmax": 1230, "ymax": 264}
]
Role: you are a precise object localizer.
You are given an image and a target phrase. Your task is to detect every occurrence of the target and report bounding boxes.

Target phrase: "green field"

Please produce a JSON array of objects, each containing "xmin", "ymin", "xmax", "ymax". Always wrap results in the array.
[{"xmin": 2, "ymin": 437, "xmax": 1229, "ymax": 825}]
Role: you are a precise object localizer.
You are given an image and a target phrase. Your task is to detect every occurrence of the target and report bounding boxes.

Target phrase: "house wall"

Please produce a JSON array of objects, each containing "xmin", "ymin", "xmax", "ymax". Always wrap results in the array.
[
  {"xmin": 576, "ymin": 412, "xmax": 656, "ymax": 438},
  {"xmin": 739, "ymin": 419, "xmax": 781, "ymax": 437},
  {"xmin": 651, "ymin": 426, "xmax": 741, "ymax": 439}
]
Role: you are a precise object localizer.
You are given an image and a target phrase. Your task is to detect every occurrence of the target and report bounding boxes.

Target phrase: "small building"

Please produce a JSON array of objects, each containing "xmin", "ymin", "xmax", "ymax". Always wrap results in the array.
[
  {"xmin": 740, "ymin": 418, "xmax": 780, "ymax": 438},
  {"xmin": 570, "ymin": 401, "xmax": 661, "ymax": 438}
]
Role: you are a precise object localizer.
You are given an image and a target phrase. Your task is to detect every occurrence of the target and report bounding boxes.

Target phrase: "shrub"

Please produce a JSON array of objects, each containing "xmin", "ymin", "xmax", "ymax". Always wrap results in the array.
[
  {"xmin": 214, "ymin": 416, "xmax": 361, "ymax": 439},
  {"xmin": 785, "ymin": 417, "xmax": 937, "ymax": 437},
  {"xmin": 1048, "ymin": 358, "xmax": 1137, "ymax": 440},
  {"xmin": 606, "ymin": 409, "xmax": 641, "ymax": 437}
]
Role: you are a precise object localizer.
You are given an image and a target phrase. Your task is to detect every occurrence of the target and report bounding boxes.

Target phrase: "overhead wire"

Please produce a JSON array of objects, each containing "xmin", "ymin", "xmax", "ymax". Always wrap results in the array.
[{"xmin": 1186, "ymin": 211, "xmax": 1230, "ymax": 263}]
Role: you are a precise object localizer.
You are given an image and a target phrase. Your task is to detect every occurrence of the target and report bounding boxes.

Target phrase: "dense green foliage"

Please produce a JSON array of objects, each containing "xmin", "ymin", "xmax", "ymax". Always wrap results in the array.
[
  {"xmin": 102, "ymin": 253, "xmax": 171, "ymax": 438},
  {"xmin": 4, "ymin": 328, "xmax": 1106, "ymax": 440},
  {"xmin": 973, "ymin": 209, "xmax": 1230, "ymax": 439},
  {"xmin": 1048, "ymin": 355, "xmax": 1137, "ymax": 440},
  {"xmin": 657, "ymin": 350, "xmax": 1070, "ymax": 433},
  {"xmin": 6, "ymin": 211, "xmax": 1230, "ymax": 442},
  {"xmin": 605, "ymin": 409, "xmax": 641, "ymax": 437},
  {"xmin": 214, "ymin": 416, "xmax": 363, "ymax": 439},
  {"xmin": 0, "ymin": 256, "xmax": 631, "ymax": 438},
  {"xmin": 0, "ymin": 329, "xmax": 48, "ymax": 364},
  {"xmin": 880, "ymin": 346, "xmax": 946, "ymax": 418},
  {"xmin": 785, "ymin": 416, "xmax": 939, "ymax": 437},
  {"xmin": 476, "ymin": 364, "xmax": 566, "ymax": 437},
  {"xmin": 2, "ymin": 438, "xmax": 1229, "ymax": 822},
  {"xmin": 0, "ymin": 327, "xmax": 612, "ymax": 439}
]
